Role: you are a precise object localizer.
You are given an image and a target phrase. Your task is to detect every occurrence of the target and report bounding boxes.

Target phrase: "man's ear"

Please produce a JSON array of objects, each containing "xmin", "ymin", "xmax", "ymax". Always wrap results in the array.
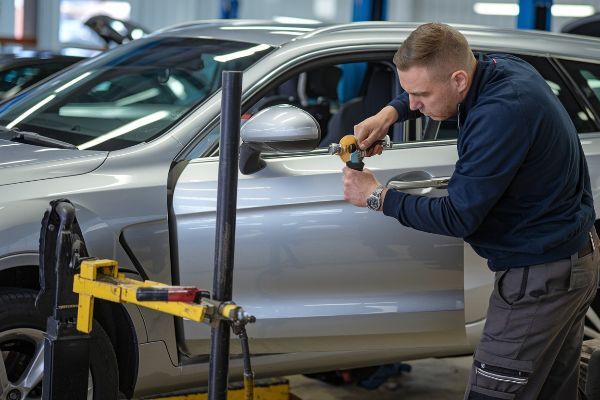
[{"xmin": 451, "ymin": 70, "xmax": 469, "ymax": 93}]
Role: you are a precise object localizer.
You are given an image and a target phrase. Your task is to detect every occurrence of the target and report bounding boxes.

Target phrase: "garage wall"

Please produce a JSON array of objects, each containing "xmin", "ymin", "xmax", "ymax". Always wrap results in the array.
[
  {"xmin": 129, "ymin": 0, "xmax": 219, "ymax": 32},
  {"xmin": 388, "ymin": 0, "xmax": 595, "ymax": 32},
  {"xmin": 0, "ymin": 0, "xmax": 15, "ymax": 38},
  {"xmin": 238, "ymin": 0, "xmax": 353, "ymax": 22},
  {"xmin": 20, "ymin": 0, "xmax": 600, "ymax": 51}
]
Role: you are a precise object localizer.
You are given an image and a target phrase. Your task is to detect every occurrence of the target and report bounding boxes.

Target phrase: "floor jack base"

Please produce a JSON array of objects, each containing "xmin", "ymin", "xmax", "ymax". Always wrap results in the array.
[{"xmin": 149, "ymin": 378, "xmax": 293, "ymax": 400}]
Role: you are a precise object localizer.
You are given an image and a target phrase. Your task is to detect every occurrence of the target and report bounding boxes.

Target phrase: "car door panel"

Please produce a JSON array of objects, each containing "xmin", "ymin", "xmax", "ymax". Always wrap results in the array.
[{"xmin": 173, "ymin": 143, "xmax": 466, "ymax": 355}]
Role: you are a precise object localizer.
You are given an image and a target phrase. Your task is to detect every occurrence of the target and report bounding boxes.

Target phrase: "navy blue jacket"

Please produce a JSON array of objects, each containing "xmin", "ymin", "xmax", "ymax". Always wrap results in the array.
[{"xmin": 384, "ymin": 54, "xmax": 595, "ymax": 270}]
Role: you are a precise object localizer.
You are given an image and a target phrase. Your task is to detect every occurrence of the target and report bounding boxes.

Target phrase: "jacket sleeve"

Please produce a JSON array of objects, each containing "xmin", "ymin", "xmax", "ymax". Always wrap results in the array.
[
  {"xmin": 388, "ymin": 92, "xmax": 423, "ymax": 121},
  {"xmin": 382, "ymin": 96, "xmax": 530, "ymax": 238}
]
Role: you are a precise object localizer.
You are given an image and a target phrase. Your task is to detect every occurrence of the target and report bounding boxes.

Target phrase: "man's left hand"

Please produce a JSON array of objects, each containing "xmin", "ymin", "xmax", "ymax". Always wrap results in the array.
[{"xmin": 342, "ymin": 167, "xmax": 380, "ymax": 207}]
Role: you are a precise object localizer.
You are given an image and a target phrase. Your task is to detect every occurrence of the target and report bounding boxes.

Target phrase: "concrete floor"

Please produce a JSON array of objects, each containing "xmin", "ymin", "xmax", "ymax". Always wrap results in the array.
[{"xmin": 288, "ymin": 356, "xmax": 472, "ymax": 400}]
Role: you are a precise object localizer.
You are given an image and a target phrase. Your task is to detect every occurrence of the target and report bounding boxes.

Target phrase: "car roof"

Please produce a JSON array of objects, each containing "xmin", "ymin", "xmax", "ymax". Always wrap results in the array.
[
  {"xmin": 153, "ymin": 19, "xmax": 328, "ymax": 46},
  {"xmin": 154, "ymin": 20, "xmax": 600, "ymax": 60}
]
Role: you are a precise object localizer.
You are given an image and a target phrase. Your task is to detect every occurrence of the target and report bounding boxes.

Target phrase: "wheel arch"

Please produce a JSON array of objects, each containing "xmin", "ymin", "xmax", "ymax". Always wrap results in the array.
[{"xmin": 0, "ymin": 259, "xmax": 139, "ymax": 398}]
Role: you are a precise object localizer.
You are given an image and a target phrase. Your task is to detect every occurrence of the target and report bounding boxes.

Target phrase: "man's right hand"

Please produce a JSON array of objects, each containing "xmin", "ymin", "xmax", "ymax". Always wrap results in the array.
[{"xmin": 354, "ymin": 106, "xmax": 399, "ymax": 156}]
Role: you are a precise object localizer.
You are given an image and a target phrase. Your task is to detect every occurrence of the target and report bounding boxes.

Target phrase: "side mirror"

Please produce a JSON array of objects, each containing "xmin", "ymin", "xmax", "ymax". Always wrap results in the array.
[{"xmin": 239, "ymin": 105, "xmax": 321, "ymax": 174}]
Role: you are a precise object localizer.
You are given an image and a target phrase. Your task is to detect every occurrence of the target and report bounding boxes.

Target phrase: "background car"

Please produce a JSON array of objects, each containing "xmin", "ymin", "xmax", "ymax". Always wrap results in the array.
[
  {"xmin": 0, "ymin": 15, "xmax": 147, "ymax": 102},
  {"xmin": 0, "ymin": 20, "xmax": 600, "ymax": 399},
  {"xmin": 0, "ymin": 50, "xmax": 84, "ymax": 100}
]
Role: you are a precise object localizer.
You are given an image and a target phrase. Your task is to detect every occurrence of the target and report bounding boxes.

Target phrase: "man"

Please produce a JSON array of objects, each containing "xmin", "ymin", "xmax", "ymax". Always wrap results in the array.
[{"xmin": 343, "ymin": 22, "xmax": 599, "ymax": 399}]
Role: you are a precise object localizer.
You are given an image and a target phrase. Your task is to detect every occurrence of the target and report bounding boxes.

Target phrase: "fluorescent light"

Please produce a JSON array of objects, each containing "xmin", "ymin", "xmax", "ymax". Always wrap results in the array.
[
  {"xmin": 214, "ymin": 43, "xmax": 270, "ymax": 63},
  {"xmin": 474, "ymin": 2, "xmax": 595, "ymax": 17},
  {"xmin": 551, "ymin": 4, "xmax": 594, "ymax": 17},
  {"xmin": 269, "ymin": 31, "xmax": 306, "ymax": 36},
  {"xmin": 219, "ymin": 26, "xmax": 313, "ymax": 31},
  {"xmin": 131, "ymin": 28, "xmax": 144, "ymax": 40},
  {"xmin": 54, "ymin": 71, "xmax": 92, "ymax": 93},
  {"xmin": 115, "ymin": 88, "xmax": 160, "ymax": 106},
  {"xmin": 6, "ymin": 95, "xmax": 56, "ymax": 129},
  {"xmin": 77, "ymin": 110, "xmax": 169, "ymax": 150},
  {"xmin": 313, "ymin": 0, "xmax": 336, "ymax": 20},
  {"xmin": 272, "ymin": 16, "xmax": 321, "ymax": 24},
  {"xmin": 473, "ymin": 3, "xmax": 518, "ymax": 16}
]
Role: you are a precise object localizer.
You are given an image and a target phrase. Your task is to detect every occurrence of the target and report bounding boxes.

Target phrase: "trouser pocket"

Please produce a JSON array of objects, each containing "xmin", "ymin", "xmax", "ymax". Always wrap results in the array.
[
  {"xmin": 467, "ymin": 385, "xmax": 515, "ymax": 399},
  {"xmin": 475, "ymin": 360, "xmax": 529, "ymax": 386},
  {"xmin": 466, "ymin": 350, "xmax": 533, "ymax": 399}
]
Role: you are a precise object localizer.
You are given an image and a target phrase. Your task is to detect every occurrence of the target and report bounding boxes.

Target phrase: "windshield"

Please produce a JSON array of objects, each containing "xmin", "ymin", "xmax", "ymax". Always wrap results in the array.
[{"xmin": 0, "ymin": 37, "xmax": 271, "ymax": 151}]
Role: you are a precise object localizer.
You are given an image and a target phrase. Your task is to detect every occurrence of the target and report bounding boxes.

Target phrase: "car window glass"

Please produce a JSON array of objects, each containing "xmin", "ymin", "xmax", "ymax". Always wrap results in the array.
[
  {"xmin": 412, "ymin": 54, "xmax": 597, "ymax": 142},
  {"xmin": 559, "ymin": 59, "xmax": 600, "ymax": 125},
  {"xmin": 0, "ymin": 38, "xmax": 272, "ymax": 151},
  {"xmin": 0, "ymin": 65, "xmax": 41, "ymax": 99},
  {"xmin": 0, "ymin": 61, "xmax": 80, "ymax": 101},
  {"xmin": 192, "ymin": 59, "xmax": 401, "ymax": 158},
  {"xmin": 521, "ymin": 55, "xmax": 596, "ymax": 133}
]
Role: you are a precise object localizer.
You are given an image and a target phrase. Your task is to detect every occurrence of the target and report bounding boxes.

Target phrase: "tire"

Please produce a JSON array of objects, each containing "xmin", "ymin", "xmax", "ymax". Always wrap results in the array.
[{"xmin": 0, "ymin": 288, "xmax": 118, "ymax": 399}]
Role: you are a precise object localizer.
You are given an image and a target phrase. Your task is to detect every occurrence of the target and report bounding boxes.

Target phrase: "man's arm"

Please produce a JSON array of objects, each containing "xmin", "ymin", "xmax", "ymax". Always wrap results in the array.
[{"xmin": 381, "ymin": 100, "xmax": 529, "ymax": 238}]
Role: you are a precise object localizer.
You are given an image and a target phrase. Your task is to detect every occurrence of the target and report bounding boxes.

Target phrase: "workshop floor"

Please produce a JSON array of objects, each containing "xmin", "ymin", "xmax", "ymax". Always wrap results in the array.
[{"xmin": 288, "ymin": 355, "xmax": 472, "ymax": 400}]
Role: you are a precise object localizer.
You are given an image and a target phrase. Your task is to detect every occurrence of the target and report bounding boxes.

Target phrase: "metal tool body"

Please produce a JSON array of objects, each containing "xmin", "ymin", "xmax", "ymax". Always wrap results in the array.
[{"xmin": 328, "ymin": 135, "xmax": 392, "ymax": 170}]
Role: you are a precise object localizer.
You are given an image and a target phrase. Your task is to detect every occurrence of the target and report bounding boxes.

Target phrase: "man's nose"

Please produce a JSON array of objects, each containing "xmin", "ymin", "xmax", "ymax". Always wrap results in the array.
[{"xmin": 409, "ymin": 95, "xmax": 420, "ymax": 111}]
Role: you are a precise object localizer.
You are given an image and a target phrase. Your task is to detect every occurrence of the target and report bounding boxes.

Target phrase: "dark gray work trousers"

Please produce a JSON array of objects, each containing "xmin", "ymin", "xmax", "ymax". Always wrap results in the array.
[{"xmin": 464, "ymin": 230, "xmax": 600, "ymax": 400}]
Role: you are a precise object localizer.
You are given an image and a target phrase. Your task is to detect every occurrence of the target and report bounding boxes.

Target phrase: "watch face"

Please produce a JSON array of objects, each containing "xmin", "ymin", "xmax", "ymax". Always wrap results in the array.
[{"xmin": 367, "ymin": 195, "xmax": 380, "ymax": 211}]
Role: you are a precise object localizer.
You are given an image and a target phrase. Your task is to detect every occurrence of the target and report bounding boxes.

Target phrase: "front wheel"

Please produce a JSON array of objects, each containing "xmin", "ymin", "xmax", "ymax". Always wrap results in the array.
[{"xmin": 0, "ymin": 288, "xmax": 118, "ymax": 399}]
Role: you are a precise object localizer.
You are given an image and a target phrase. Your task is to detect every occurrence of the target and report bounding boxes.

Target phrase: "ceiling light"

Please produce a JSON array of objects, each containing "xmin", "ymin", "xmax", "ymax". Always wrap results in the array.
[
  {"xmin": 551, "ymin": 5, "xmax": 594, "ymax": 17},
  {"xmin": 474, "ymin": 2, "xmax": 595, "ymax": 17},
  {"xmin": 473, "ymin": 3, "xmax": 518, "ymax": 16},
  {"xmin": 272, "ymin": 16, "xmax": 321, "ymax": 24}
]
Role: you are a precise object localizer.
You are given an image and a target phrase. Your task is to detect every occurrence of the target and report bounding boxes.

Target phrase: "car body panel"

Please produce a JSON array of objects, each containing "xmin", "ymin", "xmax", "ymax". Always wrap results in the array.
[{"xmin": 0, "ymin": 139, "xmax": 107, "ymax": 186}]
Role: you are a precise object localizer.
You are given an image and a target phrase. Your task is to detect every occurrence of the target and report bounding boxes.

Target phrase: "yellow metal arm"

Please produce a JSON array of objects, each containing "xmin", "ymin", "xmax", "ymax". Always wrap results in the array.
[{"xmin": 73, "ymin": 259, "xmax": 248, "ymax": 334}]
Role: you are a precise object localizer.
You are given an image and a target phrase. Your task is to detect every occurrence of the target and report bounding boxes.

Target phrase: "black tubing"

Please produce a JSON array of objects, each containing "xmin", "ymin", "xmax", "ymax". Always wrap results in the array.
[{"xmin": 208, "ymin": 71, "xmax": 243, "ymax": 400}]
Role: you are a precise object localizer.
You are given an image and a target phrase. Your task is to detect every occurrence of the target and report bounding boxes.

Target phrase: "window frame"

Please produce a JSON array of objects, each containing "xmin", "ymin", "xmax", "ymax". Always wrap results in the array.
[{"xmin": 552, "ymin": 56, "xmax": 600, "ymax": 129}]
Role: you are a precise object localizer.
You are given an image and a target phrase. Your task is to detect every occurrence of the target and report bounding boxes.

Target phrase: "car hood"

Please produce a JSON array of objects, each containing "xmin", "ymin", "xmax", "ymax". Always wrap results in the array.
[{"xmin": 0, "ymin": 139, "xmax": 108, "ymax": 186}]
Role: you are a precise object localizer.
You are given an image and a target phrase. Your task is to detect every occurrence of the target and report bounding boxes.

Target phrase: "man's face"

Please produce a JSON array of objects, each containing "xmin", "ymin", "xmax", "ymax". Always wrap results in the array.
[{"xmin": 398, "ymin": 65, "xmax": 462, "ymax": 121}]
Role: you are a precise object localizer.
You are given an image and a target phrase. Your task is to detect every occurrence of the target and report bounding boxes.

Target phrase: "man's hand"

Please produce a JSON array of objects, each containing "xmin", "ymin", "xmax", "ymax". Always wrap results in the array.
[
  {"xmin": 354, "ymin": 106, "xmax": 398, "ymax": 156},
  {"xmin": 343, "ymin": 167, "xmax": 380, "ymax": 208}
]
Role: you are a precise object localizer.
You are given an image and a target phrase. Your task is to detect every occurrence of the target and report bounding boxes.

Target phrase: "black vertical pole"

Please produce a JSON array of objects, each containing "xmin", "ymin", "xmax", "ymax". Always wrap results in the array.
[{"xmin": 208, "ymin": 71, "xmax": 242, "ymax": 400}]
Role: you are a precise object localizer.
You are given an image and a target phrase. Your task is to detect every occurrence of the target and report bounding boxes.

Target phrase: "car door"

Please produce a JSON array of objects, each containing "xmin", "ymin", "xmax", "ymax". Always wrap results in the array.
[{"xmin": 172, "ymin": 55, "xmax": 467, "ymax": 356}]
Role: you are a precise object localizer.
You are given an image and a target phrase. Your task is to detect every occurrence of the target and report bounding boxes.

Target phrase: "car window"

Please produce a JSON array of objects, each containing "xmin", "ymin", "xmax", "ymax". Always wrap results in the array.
[
  {"xmin": 415, "ymin": 54, "xmax": 597, "ymax": 142},
  {"xmin": 522, "ymin": 55, "xmax": 596, "ymax": 133},
  {"xmin": 0, "ymin": 37, "xmax": 272, "ymax": 151},
  {"xmin": 558, "ymin": 59, "xmax": 600, "ymax": 125},
  {"xmin": 190, "ymin": 59, "xmax": 401, "ymax": 158},
  {"xmin": 0, "ymin": 61, "xmax": 76, "ymax": 100}
]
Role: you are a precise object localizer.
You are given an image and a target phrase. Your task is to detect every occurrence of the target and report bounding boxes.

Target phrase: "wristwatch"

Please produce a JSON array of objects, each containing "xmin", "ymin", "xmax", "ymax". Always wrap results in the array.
[{"xmin": 366, "ymin": 185, "xmax": 385, "ymax": 211}]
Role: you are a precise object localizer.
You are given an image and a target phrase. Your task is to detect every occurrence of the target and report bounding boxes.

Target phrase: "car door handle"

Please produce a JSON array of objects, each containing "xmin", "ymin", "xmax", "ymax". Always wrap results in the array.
[{"xmin": 387, "ymin": 176, "xmax": 451, "ymax": 190}]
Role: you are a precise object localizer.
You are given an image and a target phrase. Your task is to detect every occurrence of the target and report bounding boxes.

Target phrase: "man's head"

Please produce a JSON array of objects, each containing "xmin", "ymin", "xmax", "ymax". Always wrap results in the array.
[{"xmin": 394, "ymin": 23, "xmax": 476, "ymax": 120}]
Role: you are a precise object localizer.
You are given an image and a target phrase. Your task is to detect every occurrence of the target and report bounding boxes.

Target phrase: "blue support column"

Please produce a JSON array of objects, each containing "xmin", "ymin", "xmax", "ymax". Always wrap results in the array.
[
  {"xmin": 352, "ymin": 0, "xmax": 387, "ymax": 22},
  {"xmin": 518, "ymin": 0, "xmax": 552, "ymax": 31},
  {"xmin": 340, "ymin": 0, "xmax": 387, "ymax": 102},
  {"xmin": 220, "ymin": 0, "xmax": 239, "ymax": 19}
]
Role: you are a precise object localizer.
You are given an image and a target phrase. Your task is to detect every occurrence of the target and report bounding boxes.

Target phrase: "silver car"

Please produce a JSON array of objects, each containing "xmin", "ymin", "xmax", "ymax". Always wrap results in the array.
[{"xmin": 1, "ymin": 20, "xmax": 600, "ymax": 399}]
